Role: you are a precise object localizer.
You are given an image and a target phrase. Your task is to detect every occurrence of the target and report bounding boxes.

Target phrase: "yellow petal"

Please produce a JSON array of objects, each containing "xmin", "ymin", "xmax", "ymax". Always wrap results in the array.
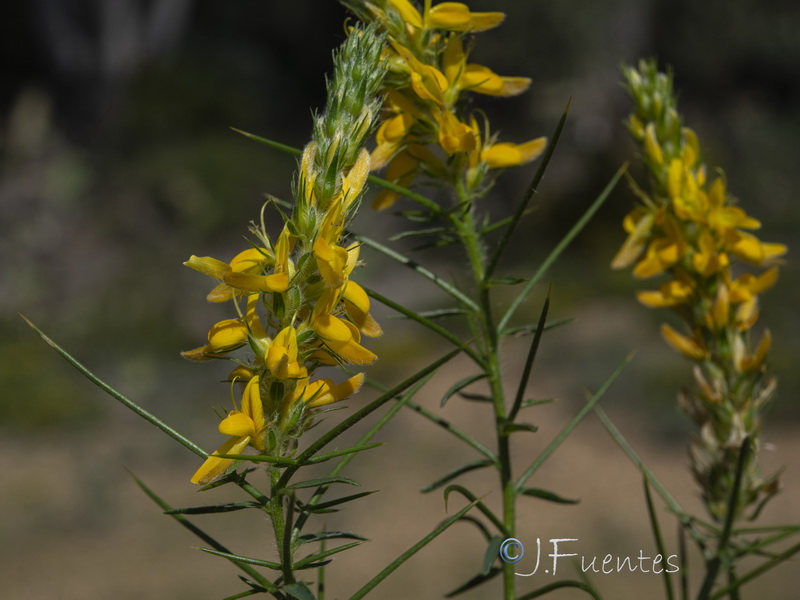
[
  {"xmin": 219, "ymin": 411, "xmax": 255, "ymax": 437},
  {"xmin": 306, "ymin": 373, "xmax": 366, "ymax": 408},
  {"xmin": 611, "ymin": 212, "xmax": 655, "ymax": 270},
  {"xmin": 229, "ymin": 248, "xmax": 273, "ymax": 272},
  {"xmin": 389, "ymin": 0, "xmax": 423, "ymax": 28},
  {"xmin": 661, "ymin": 324, "xmax": 707, "ymax": 360},
  {"xmin": 190, "ymin": 436, "xmax": 250, "ymax": 485},
  {"xmin": 462, "ymin": 64, "xmax": 530, "ymax": 96},
  {"xmin": 184, "ymin": 255, "xmax": 231, "ymax": 280},
  {"xmin": 313, "ymin": 314, "xmax": 354, "ymax": 344},
  {"xmin": 427, "ymin": 2, "xmax": 504, "ymax": 32},
  {"xmin": 207, "ymin": 319, "xmax": 248, "ymax": 352}
]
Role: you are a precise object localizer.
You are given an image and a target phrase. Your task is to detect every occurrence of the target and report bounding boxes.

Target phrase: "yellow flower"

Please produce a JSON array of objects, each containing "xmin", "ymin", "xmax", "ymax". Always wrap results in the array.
[
  {"xmin": 185, "ymin": 247, "xmax": 288, "ymax": 302},
  {"xmin": 292, "ymin": 372, "xmax": 366, "ymax": 408},
  {"xmin": 636, "ymin": 279, "xmax": 694, "ymax": 308},
  {"xmin": 426, "ymin": 2, "xmax": 504, "ymax": 33},
  {"xmin": 661, "ymin": 323, "xmax": 707, "ymax": 360},
  {"xmin": 311, "ymin": 289, "xmax": 377, "ymax": 365},
  {"xmin": 266, "ymin": 326, "xmax": 305, "ymax": 379},
  {"xmin": 481, "ymin": 138, "xmax": 546, "ymax": 169},
  {"xmin": 191, "ymin": 377, "xmax": 268, "ymax": 485}
]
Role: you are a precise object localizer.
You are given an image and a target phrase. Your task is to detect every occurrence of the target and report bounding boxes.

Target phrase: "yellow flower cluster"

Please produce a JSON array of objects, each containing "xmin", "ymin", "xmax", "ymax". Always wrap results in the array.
[
  {"xmin": 184, "ymin": 26, "xmax": 386, "ymax": 485},
  {"xmin": 343, "ymin": 0, "xmax": 546, "ymax": 209},
  {"xmin": 615, "ymin": 60, "xmax": 785, "ymax": 519},
  {"xmin": 613, "ymin": 70, "xmax": 786, "ymax": 369}
]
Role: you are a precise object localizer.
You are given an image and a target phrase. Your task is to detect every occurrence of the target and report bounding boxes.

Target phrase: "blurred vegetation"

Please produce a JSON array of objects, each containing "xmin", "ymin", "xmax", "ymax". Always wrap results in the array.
[{"xmin": 2, "ymin": 0, "xmax": 798, "ymax": 457}]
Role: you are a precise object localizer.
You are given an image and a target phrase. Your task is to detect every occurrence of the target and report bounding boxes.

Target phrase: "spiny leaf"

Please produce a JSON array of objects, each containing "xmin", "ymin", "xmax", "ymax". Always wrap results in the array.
[{"xmin": 508, "ymin": 289, "xmax": 550, "ymax": 423}]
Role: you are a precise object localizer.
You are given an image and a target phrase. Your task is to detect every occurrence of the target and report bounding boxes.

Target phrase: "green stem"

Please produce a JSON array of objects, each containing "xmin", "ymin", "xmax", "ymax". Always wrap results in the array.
[
  {"xmin": 451, "ymin": 179, "xmax": 515, "ymax": 600},
  {"xmin": 268, "ymin": 466, "xmax": 294, "ymax": 586}
]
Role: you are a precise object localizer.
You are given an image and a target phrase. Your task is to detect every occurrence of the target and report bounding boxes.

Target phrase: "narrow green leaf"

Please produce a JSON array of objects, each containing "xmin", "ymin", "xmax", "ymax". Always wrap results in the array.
[
  {"xmin": 165, "ymin": 501, "xmax": 262, "ymax": 515},
  {"xmin": 357, "ymin": 236, "xmax": 480, "ymax": 313},
  {"xmin": 389, "ymin": 226, "xmax": 449, "ymax": 241},
  {"xmin": 481, "ymin": 536, "xmax": 503, "ymax": 575},
  {"xmin": 306, "ymin": 443, "xmax": 383, "ymax": 464},
  {"xmin": 283, "ymin": 581, "xmax": 316, "ymax": 600},
  {"xmin": 445, "ymin": 567, "xmax": 502, "ymax": 597},
  {"xmin": 457, "ymin": 515, "xmax": 493, "ymax": 542},
  {"xmin": 293, "ymin": 541, "xmax": 365, "ymax": 569},
  {"xmin": 367, "ymin": 173, "xmax": 443, "ymax": 213},
  {"xmin": 22, "ymin": 316, "xmax": 207, "ymax": 458},
  {"xmin": 484, "ymin": 98, "xmax": 571, "ymax": 282},
  {"xmin": 708, "ymin": 541, "xmax": 800, "ymax": 600},
  {"xmin": 504, "ymin": 422, "xmax": 539, "ymax": 434},
  {"xmin": 293, "ymin": 372, "xmax": 438, "ymax": 535},
  {"xmin": 508, "ymin": 289, "xmax": 550, "ymax": 423},
  {"xmin": 498, "ymin": 164, "xmax": 626, "ymax": 334},
  {"xmin": 349, "ymin": 499, "xmax": 479, "ymax": 600},
  {"xmin": 520, "ymin": 487, "xmax": 579, "ymax": 504},
  {"xmin": 389, "ymin": 307, "xmax": 468, "ymax": 320},
  {"xmin": 231, "ymin": 127, "xmax": 302, "ymax": 157},
  {"xmin": 440, "ymin": 374, "xmax": 487, "ymax": 408},
  {"xmin": 643, "ymin": 476, "xmax": 675, "ymax": 600},
  {"xmin": 216, "ymin": 453, "xmax": 297, "ymax": 466},
  {"xmin": 444, "ymin": 485, "xmax": 507, "ymax": 536},
  {"xmin": 364, "ymin": 285, "xmax": 485, "ymax": 369},
  {"xmin": 421, "ymin": 459, "xmax": 494, "ymax": 493},
  {"xmin": 458, "ymin": 392, "xmax": 492, "ymax": 402},
  {"xmin": 298, "ymin": 531, "xmax": 368, "ymax": 545},
  {"xmin": 287, "ymin": 476, "xmax": 359, "ymax": 491},
  {"xmin": 516, "ymin": 354, "xmax": 633, "ymax": 491},
  {"xmin": 520, "ymin": 398, "xmax": 556, "ymax": 409},
  {"xmin": 480, "ymin": 207, "xmax": 536, "ymax": 235},
  {"xmin": 297, "ymin": 490, "xmax": 376, "ymax": 512},
  {"xmin": 400, "ymin": 398, "xmax": 497, "ymax": 462},
  {"xmin": 277, "ymin": 349, "xmax": 461, "ymax": 489},
  {"xmin": 594, "ymin": 405, "xmax": 687, "ymax": 519},
  {"xmin": 221, "ymin": 589, "xmax": 261, "ymax": 600},
  {"xmin": 518, "ymin": 580, "xmax": 602, "ymax": 600},
  {"xmin": 197, "ymin": 547, "xmax": 282, "ymax": 570},
  {"xmin": 488, "ymin": 277, "xmax": 528, "ymax": 286},
  {"xmin": 504, "ymin": 317, "xmax": 574, "ymax": 337}
]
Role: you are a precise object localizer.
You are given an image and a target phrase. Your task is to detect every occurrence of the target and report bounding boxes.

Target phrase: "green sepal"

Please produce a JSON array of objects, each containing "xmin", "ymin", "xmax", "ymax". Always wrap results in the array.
[
  {"xmin": 421, "ymin": 460, "xmax": 494, "ymax": 493},
  {"xmin": 520, "ymin": 487, "xmax": 580, "ymax": 504},
  {"xmin": 440, "ymin": 374, "xmax": 487, "ymax": 408},
  {"xmin": 286, "ymin": 476, "xmax": 360, "ymax": 490}
]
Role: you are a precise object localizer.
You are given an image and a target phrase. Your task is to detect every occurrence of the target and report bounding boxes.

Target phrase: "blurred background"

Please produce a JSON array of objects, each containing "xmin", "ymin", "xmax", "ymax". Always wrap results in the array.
[{"xmin": 2, "ymin": 0, "xmax": 798, "ymax": 598}]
